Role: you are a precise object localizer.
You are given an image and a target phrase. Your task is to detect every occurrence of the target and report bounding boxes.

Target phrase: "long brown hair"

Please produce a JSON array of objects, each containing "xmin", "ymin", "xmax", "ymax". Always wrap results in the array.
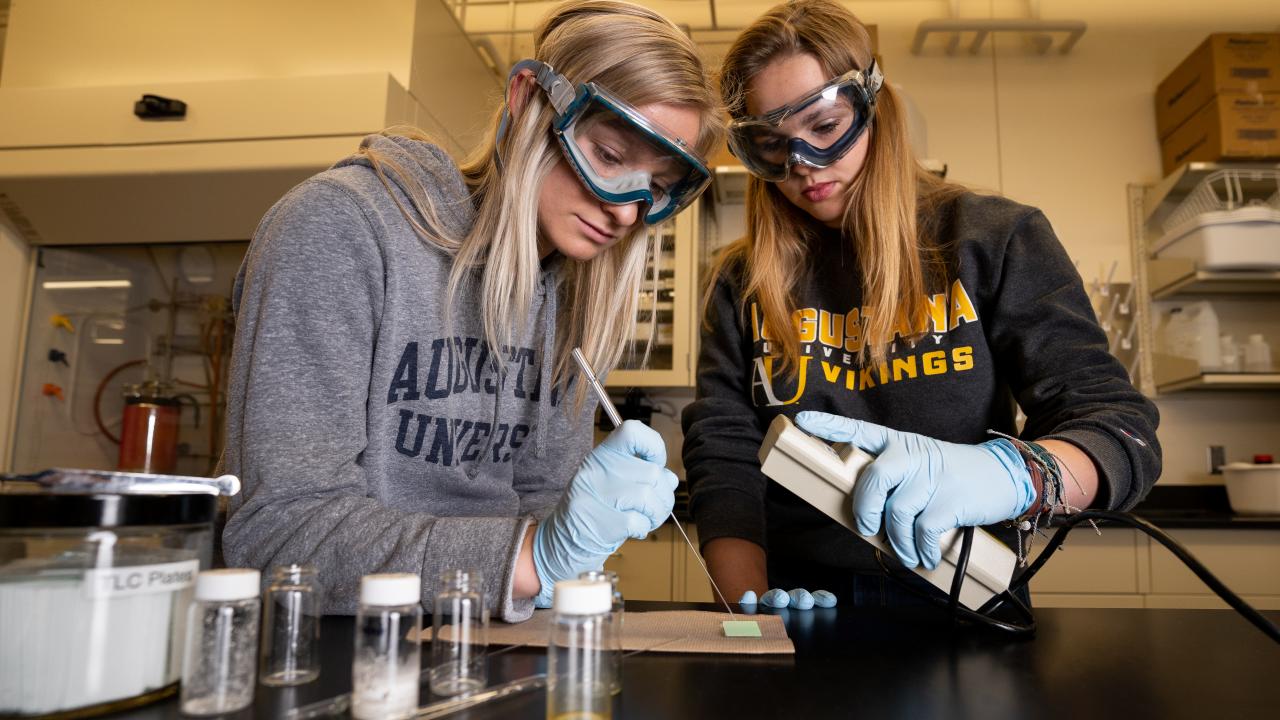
[{"xmin": 712, "ymin": 0, "xmax": 964, "ymax": 373}]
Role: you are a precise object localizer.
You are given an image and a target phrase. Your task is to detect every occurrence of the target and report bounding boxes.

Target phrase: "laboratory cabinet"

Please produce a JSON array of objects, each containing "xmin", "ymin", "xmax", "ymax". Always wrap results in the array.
[
  {"xmin": 613, "ymin": 524, "xmax": 1280, "ymax": 608},
  {"xmin": 1028, "ymin": 526, "xmax": 1280, "ymax": 610},
  {"xmin": 604, "ymin": 523, "xmax": 715, "ymax": 602},
  {"xmin": 604, "ymin": 524, "xmax": 676, "ymax": 601},
  {"xmin": 1146, "ymin": 528, "xmax": 1280, "ymax": 607}
]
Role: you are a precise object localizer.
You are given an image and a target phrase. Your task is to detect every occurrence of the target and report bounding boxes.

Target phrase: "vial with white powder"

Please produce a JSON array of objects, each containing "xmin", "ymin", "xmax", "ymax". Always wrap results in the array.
[
  {"xmin": 352, "ymin": 573, "xmax": 422, "ymax": 720},
  {"xmin": 180, "ymin": 568, "xmax": 262, "ymax": 715}
]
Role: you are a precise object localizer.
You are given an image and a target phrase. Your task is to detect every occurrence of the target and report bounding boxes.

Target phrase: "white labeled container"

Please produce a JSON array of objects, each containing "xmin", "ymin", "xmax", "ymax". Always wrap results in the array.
[
  {"xmin": 1223, "ymin": 458, "xmax": 1280, "ymax": 515},
  {"xmin": 1150, "ymin": 206, "xmax": 1280, "ymax": 271},
  {"xmin": 0, "ymin": 485, "xmax": 215, "ymax": 717}
]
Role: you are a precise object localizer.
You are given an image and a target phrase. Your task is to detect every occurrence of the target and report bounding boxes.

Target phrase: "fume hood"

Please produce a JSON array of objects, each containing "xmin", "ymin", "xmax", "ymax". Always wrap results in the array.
[
  {"xmin": 0, "ymin": 0, "xmax": 499, "ymax": 247},
  {"xmin": 0, "ymin": 73, "xmax": 431, "ymax": 246}
]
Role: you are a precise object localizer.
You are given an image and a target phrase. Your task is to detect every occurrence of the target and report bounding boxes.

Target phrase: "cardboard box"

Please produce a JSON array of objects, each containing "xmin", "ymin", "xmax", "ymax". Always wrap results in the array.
[
  {"xmin": 1160, "ymin": 92, "xmax": 1280, "ymax": 174},
  {"xmin": 1155, "ymin": 33, "xmax": 1280, "ymax": 140}
]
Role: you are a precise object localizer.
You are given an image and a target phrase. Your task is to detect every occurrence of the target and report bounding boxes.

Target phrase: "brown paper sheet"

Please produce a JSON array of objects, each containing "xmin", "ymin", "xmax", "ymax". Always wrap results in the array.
[{"xmin": 417, "ymin": 610, "xmax": 793, "ymax": 655}]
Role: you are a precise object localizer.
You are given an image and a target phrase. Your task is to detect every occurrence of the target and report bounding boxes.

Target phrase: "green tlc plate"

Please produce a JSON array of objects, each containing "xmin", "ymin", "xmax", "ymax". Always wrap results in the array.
[{"xmin": 722, "ymin": 620, "xmax": 763, "ymax": 638}]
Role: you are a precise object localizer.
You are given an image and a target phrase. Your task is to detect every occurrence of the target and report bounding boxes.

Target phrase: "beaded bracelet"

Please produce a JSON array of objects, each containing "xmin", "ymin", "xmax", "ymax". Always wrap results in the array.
[{"xmin": 988, "ymin": 430, "xmax": 1090, "ymax": 566}]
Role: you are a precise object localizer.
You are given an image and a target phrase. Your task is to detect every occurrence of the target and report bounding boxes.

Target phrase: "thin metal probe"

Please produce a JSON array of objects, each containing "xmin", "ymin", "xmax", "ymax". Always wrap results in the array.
[{"xmin": 570, "ymin": 347, "xmax": 736, "ymax": 617}]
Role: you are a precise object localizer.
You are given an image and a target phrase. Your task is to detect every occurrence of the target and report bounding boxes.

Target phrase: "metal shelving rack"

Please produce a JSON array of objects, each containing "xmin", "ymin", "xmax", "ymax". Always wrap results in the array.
[{"xmin": 1130, "ymin": 162, "xmax": 1280, "ymax": 396}]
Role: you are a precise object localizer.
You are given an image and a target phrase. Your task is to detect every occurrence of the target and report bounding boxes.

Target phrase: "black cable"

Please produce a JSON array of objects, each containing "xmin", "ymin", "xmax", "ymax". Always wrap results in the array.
[
  {"xmin": 1011, "ymin": 511, "xmax": 1280, "ymax": 644},
  {"xmin": 947, "ymin": 526, "xmax": 974, "ymax": 617},
  {"xmin": 875, "ymin": 548, "xmax": 1036, "ymax": 635},
  {"xmin": 878, "ymin": 511, "xmax": 1280, "ymax": 644}
]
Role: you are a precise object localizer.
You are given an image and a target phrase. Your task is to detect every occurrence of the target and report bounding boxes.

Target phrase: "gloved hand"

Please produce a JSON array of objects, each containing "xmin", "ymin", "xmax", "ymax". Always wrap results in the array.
[
  {"xmin": 739, "ymin": 589, "xmax": 837, "ymax": 610},
  {"xmin": 533, "ymin": 420, "xmax": 677, "ymax": 607},
  {"xmin": 795, "ymin": 411, "xmax": 1037, "ymax": 571}
]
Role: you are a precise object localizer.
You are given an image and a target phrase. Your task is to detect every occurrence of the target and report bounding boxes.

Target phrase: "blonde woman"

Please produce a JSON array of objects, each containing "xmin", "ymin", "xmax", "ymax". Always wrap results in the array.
[
  {"xmin": 222, "ymin": 0, "xmax": 723, "ymax": 620},
  {"xmin": 683, "ymin": 0, "xmax": 1159, "ymax": 610}
]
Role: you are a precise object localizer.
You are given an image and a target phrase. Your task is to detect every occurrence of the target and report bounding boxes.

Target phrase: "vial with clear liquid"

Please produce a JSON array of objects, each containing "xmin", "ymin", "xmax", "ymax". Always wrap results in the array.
[
  {"xmin": 547, "ymin": 579, "xmax": 613, "ymax": 720},
  {"xmin": 429, "ymin": 569, "xmax": 487, "ymax": 696}
]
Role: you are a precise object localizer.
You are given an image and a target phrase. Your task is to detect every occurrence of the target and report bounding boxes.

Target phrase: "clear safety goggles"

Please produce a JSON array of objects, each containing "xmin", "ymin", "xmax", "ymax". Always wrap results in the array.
[
  {"xmin": 509, "ymin": 59, "xmax": 712, "ymax": 225},
  {"xmin": 727, "ymin": 61, "xmax": 883, "ymax": 183}
]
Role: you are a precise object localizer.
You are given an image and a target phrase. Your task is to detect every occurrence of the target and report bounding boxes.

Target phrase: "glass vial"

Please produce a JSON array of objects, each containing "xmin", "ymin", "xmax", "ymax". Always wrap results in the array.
[
  {"xmin": 1244, "ymin": 334, "xmax": 1273, "ymax": 372},
  {"xmin": 181, "ymin": 569, "xmax": 261, "ymax": 716},
  {"xmin": 352, "ymin": 573, "xmax": 422, "ymax": 720},
  {"xmin": 259, "ymin": 564, "xmax": 323, "ymax": 686},
  {"xmin": 429, "ymin": 569, "xmax": 487, "ymax": 697},
  {"xmin": 547, "ymin": 579, "xmax": 613, "ymax": 720},
  {"xmin": 578, "ymin": 570, "xmax": 623, "ymax": 695}
]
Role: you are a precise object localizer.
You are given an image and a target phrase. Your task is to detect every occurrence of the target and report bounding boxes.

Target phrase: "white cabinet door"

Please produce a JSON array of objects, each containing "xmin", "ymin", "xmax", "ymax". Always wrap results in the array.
[
  {"xmin": 1027, "ymin": 528, "xmax": 1143, "ymax": 596},
  {"xmin": 604, "ymin": 526, "xmax": 674, "ymax": 601},
  {"xmin": 1147, "ymin": 529, "xmax": 1280, "ymax": 597}
]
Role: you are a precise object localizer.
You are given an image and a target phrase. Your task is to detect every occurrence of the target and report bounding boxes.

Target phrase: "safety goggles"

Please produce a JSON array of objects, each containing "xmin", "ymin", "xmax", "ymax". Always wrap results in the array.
[
  {"xmin": 509, "ymin": 59, "xmax": 711, "ymax": 225},
  {"xmin": 727, "ymin": 61, "xmax": 883, "ymax": 182}
]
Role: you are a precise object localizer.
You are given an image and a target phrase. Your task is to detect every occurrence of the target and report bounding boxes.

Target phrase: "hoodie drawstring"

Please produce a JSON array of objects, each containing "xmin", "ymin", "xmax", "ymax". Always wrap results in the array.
[{"xmin": 533, "ymin": 270, "xmax": 557, "ymax": 459}]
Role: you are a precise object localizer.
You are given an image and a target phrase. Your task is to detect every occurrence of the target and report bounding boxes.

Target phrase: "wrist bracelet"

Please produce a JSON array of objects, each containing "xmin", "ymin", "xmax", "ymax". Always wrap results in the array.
[{"xmin": 988, "ymin": 430, "xmax": 1088, "ymax": 566}]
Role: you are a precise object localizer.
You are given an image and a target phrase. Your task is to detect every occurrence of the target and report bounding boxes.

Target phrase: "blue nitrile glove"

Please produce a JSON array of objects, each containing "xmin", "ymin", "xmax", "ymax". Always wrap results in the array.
[
  {"xmin": 532, "ymin": 420, "xmax": 678, "ymax": 607},
  {"xmin": 795, "ymin": 411, "xmax": 1037, "ymax": 571},
  {"xmin": 750, "ymin": 588, "xmax": 837, "ymax": 609}
]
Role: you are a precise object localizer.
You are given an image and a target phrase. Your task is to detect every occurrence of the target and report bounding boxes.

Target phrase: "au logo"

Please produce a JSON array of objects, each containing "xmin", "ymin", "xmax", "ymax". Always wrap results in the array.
[{"xmin": 751, "ymin": 355, "xmax": 811, "ymax": 406}]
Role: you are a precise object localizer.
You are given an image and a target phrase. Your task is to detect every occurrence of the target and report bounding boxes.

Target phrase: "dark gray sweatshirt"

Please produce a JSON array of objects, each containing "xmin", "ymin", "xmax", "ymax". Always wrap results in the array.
[
  {"xmin": 221, "ymin": 135, "xmax": 593, "ymax": 622},
  {"xmin": 682, "ymin": 192, "xmax": 1161, "ymax": 580}
]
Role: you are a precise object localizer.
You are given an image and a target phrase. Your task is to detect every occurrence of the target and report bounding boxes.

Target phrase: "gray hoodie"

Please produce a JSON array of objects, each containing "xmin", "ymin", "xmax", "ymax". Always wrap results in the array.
[{"xmin": 221, "ymin": 135, "xmax": 593, "ymax": 622}]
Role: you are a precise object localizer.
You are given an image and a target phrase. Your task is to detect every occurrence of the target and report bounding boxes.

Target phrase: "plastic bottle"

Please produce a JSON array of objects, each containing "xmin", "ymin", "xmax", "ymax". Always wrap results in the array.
[
  {"xmin": 547, "ymin": 579, "xmax": 613, "ymax": 720},
  {"xmin": 352, "ymin": 573, "xmax": 422, "ymax": 720},
  {"xmin": 1162, "ymin": 308, "xmax": 1192, "ymax": 358},
  {"xmin": 1189, "ymin": 301, "xmax": 1222, "ymax": 369},
  {"xmin": 429, "ymin": 569, "xmax": 487, "ymax": 697},
  {"xmin": 1163, "ymin": 302, "xmax": 1221, "ymax": 369},
  {"xmin": 1244, "ymin": 334, "xmax": 1273, "ymax": 372},
  {"xmin": 1219, "ymin": 335, "xmax": 1242, "ymax": 372},
  {"xmin": 181, "ymin": 569, "xmax": 261, "ymax": 716},
  {"xmin": 579, "ymin": 569, "xmax": 623, "ymax": 695},
  {"xmin": 259, "ymin": 564, "xmax": 323, "ymax": 686}
]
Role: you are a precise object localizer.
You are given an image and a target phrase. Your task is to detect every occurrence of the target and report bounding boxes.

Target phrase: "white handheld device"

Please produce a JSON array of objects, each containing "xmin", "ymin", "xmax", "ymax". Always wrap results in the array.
[{"xmin": 757, "ymin": 415, "xmax": 1017, "ymax": 610}]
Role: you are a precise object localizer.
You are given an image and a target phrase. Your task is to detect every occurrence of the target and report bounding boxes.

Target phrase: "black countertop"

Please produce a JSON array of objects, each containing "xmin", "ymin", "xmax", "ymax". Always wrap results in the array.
[
  {"xmin": 112, "ymin": 601, "xmax": 1278, "ymax": 720},
  {"xmin": 1129, "ymin": 484, "xmax": 1280, "ymax": 529}
]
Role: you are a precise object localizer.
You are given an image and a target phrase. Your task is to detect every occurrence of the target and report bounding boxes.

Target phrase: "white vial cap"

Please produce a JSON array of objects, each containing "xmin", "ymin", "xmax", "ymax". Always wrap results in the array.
[
  {"xmin": 553, "ymin": 579, "xmax": 611, "ymax": 615},
  {"xmin": 195, "ymin": 568, "xmax": 261, "ymax": 601},
  {"xmin": 361, "ymin": 573, "xmax": 421, "ymax": 606}
]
